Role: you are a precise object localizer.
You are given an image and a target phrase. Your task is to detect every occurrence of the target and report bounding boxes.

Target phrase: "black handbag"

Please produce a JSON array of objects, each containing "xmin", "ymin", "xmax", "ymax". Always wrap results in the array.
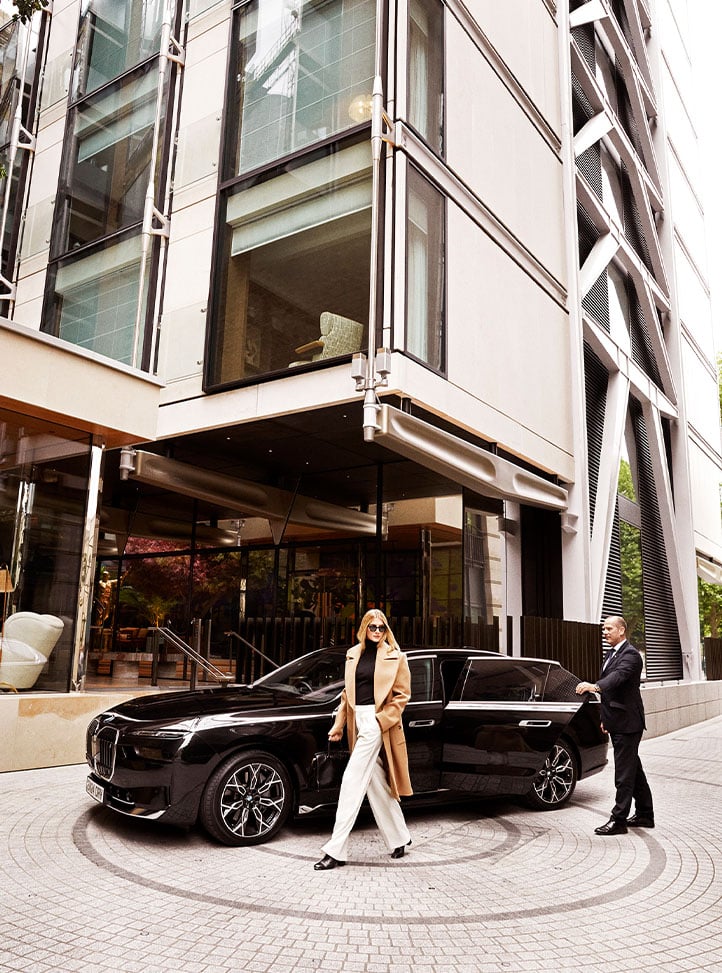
[{"xmin": 310, "ymin": 741, "xmax": 349, "ymax": 789}]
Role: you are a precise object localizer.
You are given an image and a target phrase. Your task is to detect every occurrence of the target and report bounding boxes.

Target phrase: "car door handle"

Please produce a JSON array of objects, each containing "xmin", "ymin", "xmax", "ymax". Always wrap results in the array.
[
  {"xmin": 408, "ymin": 719, "xmax": 436, "ymax": 727},
  {"xmin": 518, "ymin": 720, "xmax": 551, "ymax": 727}
]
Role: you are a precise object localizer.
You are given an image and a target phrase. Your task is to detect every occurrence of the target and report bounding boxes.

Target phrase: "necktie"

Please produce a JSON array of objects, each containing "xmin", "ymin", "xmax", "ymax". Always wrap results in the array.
[{"xmin": 602, "ymin": 648, "xmax": 616, "ymax": 671}]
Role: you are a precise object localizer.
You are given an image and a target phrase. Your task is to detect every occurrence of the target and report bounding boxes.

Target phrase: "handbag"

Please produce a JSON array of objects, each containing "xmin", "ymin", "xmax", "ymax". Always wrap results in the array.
[{"xmin": 310, "ymin": 740, "xmax": 349, "ymax": 789}]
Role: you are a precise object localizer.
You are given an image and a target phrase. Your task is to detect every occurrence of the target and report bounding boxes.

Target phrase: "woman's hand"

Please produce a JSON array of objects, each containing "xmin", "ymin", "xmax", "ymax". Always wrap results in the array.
[{"xmin": 328, "ymin": 728, "xmax": 343, "ymax": 742}]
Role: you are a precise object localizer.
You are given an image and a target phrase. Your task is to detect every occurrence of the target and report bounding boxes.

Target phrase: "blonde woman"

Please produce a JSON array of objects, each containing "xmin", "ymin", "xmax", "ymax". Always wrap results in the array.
[{"xmin": 314, "ymin": 609, "xmax": 413, "ymax": 870}]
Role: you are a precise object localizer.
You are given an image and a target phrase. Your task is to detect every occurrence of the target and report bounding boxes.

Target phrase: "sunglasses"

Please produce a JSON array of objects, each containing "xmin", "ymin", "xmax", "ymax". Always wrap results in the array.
[{"xmin": 367, "ymin": 624, "xmax": 386, "ymax": 633}]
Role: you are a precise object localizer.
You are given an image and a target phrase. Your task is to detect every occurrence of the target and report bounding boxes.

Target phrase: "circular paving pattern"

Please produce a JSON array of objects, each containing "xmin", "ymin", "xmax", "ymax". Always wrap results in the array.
[
  {"xmin": 3, "ymin": 724, "xmax": 722, "ymax": 973},
  {"xmin": 73, "ymin": 799, "xmax": 669, "ymax": 925}
]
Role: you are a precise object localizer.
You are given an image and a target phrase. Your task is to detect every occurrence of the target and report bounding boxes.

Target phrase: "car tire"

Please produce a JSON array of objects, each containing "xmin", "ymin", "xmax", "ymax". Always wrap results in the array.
[
  {"xmin": 199, "ymin": 750, "xmax": 293, "ymax": 846},
  {"xmin": 525, "ymin": 740, "xmax": 578, "ymax": 810}
]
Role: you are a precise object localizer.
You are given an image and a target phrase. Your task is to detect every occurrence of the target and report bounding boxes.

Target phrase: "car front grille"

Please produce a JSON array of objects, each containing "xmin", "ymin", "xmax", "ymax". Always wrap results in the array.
[{"xmin": 91, "ymin": 725, "xmax": 119, "ymax": 780}]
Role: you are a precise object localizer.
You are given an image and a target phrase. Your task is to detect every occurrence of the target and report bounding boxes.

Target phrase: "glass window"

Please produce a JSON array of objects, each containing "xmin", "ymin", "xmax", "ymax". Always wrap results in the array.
[
  {"xmin": 208, "ymin": 141, "xmax": 371, "ymax": 386},
  {"xmin": 47, "ymin": 232, "xmax": 149, "ymax": 365},
  {"xmin": 54, "ymin": 63, "xmax": 163, "ymax": 254},
  {"xmin": 72, "ymin": 0, "xmax": 166, "ymax": 99},
  {"xmin": 406, "ymin": 166, "xmax": 445, "ymax": 371},
  {"xmin": 463, "ymin": 502, "xmax": 504, "ymax": 650},
  {"xmin": 408, "ymin": 657, "xmax": 435, "ymax": 702},
  {"xmin": 227, "ymin": 0, "xmax": 375, "ymax": 176},
  {"xmin": 1, "ymin": 15, "xmax": 44, "ymax": 315},
  {"xmin": 408, "ymin": 0, "xmax": 443, "ymax": 153},
  {"xmin": 0, "ymin": 408, "xmax": 92, "ymax": 692},
  {"xmin": 456, "ymin": 659, "xmax": 549, "ymax": 703}
]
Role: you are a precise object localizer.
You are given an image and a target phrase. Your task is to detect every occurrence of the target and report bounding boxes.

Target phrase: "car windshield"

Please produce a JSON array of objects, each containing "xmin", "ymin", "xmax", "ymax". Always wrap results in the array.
[{"xmin": 252, "ymin": 646, "xmax": 348, "ymax": 702}]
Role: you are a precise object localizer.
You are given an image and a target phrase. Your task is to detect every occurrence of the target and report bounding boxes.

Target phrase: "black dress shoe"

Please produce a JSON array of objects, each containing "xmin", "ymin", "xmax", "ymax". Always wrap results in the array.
[
  {"xmin": 627, "ymin": 814, "xmax": 655, "ymax": 828},
  {"xmin": 391, "ymin": 839, "xmax": 412, "ymax": 859},
  {"xmin": 314, "ymin": 854, "xmax": 345, "ymax": 870},
  {"xmin": 594, "ymin": 818, "xmax": 628, "ymax": 835}
]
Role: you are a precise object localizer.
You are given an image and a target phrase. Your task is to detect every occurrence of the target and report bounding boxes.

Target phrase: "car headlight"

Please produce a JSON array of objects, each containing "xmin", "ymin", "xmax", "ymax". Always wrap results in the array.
[{"xmin": 130, "ymin": 730, "xmax": 190, "ymax": 762}]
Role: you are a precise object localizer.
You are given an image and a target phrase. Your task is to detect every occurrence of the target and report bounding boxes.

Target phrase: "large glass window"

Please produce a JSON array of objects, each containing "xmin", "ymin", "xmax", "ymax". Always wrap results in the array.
[
  {"xmin": 46, "ymin": 232, "xmax": 149, "ymax": 365},
  {"xmin": 463, "ymin": 499, "xmax": 505, "ymax": 650},
  {"xmin": 53, "ymin": 63, "xmax": 164, "ymax": 254},
  {"xmin": 1, "ymin": 13, "xmax": 46, "ymax": 315},
  {"xmin": 408, "ymin": 0, "xmax": 443, "ymax": 153},
  {"xmin": 208, "ymin": 140, "xmax": 371, "ymax": 386},
  {"xmin": 72, "ymin": 0, "xmax": 166, "ymax": 99},
  {"xmin": 227, "ymin": 0, "xmax": 375, "ymax": 176},
  {"xmin": 42, "ymin": 1, "xmax": 181, "ymax": 369},
  {"xmin": 0, "ymin": 408, "xmax": 92, "ymax": 692},
  {"xmin": 406, "ymin": 166, "xmax": 445, "ymax": 371}
]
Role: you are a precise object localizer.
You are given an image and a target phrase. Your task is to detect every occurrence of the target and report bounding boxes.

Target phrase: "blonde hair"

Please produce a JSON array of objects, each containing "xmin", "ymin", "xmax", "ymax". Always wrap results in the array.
[{"xmin": 357, "ymin": 609, "xmax": 399, "ymax": 650}]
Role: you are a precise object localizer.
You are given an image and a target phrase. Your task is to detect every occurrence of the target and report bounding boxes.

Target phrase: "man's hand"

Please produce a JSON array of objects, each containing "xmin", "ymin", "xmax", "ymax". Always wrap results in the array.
[{"xmin": 576, "ymin": 681, "xmax": 599, "ymax": 695}]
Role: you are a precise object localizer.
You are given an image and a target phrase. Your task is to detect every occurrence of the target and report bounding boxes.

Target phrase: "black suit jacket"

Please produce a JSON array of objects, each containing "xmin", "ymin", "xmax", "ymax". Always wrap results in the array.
[{"xmin": 596, "ymin": 640, "xmax": 646, "ymax": 734}]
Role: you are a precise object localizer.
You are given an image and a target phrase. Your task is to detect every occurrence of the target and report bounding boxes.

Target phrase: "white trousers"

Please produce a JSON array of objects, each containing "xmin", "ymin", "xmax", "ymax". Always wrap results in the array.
[{"xmin": 322, "ymin": 704, "xmax": 410, "ymax": 861}]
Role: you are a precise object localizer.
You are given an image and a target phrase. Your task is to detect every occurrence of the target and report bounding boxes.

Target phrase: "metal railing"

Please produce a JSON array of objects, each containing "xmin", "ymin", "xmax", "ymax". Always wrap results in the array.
[
  {"xmin": 150, "ymin": 626, "xmax": 233, "ymax": 689},
  {"xmin": 225, "ymin": 631, "xmax": 279, "ymax": 685}
]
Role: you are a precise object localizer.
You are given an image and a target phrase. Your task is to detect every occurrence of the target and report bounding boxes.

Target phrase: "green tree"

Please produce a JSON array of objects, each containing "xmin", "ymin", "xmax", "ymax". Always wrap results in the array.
[
  {"xmin": 698, "ymin": 354, "xmax": 722, "ymax": 639},
  {"xmin": 11, "ymin": 0, "xmax": 49, "ymax": 24}
]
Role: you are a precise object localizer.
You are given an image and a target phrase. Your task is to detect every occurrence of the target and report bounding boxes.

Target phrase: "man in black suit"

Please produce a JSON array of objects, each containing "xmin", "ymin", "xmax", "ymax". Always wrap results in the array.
[{"xmin": 576, "ymin": 615, "xmax": 654, "ymax": 835}]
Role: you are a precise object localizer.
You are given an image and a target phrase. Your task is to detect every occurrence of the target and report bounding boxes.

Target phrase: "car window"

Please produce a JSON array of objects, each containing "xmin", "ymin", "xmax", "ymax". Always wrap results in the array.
[
  {"xmin": 440, "ymin": 659, "xmax": 467, "ymax": 703},
  {"xmin": 543, "ymin": 664, "xmax": 583, "ymax": 701},
  {"xmin": 454, "ymin": 659, "xmax": 550, "ymax": 703},
  {"xmin": 408, "ymin": 658, "xmax": 435, "ymax": 702},
  {"xmin": 254, "ymin": 646, "xmax": 347, "ymax": 701}
]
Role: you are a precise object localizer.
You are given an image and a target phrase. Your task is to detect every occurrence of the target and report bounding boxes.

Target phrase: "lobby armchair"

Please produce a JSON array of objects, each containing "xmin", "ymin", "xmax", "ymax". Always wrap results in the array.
[{"xmin": 290, "ymin": 312, "xmax": 364, "ymax": 367}]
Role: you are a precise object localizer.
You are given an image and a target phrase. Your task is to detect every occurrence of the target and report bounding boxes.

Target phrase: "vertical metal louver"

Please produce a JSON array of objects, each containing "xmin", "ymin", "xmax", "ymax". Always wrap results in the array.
[
  {"xmin": 621, "ymin": 165, "xmax": 653, "ymax": 274},
  {"xmin": 602, "ymin": 503, "xmax": 623, "ymax": 619},
  {"xmin": 629, "ymin": 400, "xmax": 683, "ymax": 679},
  {"xmin": 578, "ymin": 207, "xmax": 611, "ymax": 331},
  {"xmin": 615, "ymin": 75, "xmax": 646, "ymax": 162},
  {"xmin": 571, "ymin": 21, "xmax": 596, "ymax": 72},
  {"xmin": 572, "ymin": 75, "xmax": 603, "ymax": 200},
  {"xmin": 628, "ymin": 283, "xmax": 662, "ymax": 387},
  {"xmin": 584, "ymin": 342, "xmax": 608, "ymax": 532}
]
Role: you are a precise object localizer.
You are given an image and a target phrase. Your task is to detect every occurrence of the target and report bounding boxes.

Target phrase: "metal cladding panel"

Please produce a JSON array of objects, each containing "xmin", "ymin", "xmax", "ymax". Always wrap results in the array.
[
  {"xmin": 630, "ymin": 401, "xmax": 683, "ymax": 680},
  {"xmin": 583, "ymin": 342, "xmax": 608, "ymax": 532}
]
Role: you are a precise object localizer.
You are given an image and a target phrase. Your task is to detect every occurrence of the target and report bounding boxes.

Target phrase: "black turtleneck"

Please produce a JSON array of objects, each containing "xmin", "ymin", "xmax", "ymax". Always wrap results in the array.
[{"xmin": 355, "ymin": 638, "xmax": 378, "ymax": 705}]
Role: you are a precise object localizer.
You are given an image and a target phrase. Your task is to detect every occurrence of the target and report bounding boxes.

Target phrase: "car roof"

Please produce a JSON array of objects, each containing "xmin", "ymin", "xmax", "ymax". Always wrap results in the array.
[{"xmin": 404, "ymin": 646, "xmax": 562, "ymax": 667}]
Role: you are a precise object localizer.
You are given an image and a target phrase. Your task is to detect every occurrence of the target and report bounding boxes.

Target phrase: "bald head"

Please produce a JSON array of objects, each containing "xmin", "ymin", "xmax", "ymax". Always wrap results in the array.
[{"xmin": 602, "ymin": 616, "xmax": 627, "ymax": 647}]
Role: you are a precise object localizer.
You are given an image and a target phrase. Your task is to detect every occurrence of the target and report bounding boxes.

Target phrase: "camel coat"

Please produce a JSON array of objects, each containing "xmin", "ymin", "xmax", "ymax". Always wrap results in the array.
[{"xmin": 329, "ymin": 641, "xmax": 413, "ymax": 800}]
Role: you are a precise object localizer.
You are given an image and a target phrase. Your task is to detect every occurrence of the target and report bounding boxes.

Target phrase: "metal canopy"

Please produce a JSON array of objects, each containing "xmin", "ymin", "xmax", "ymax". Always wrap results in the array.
[{"xmin": 374, "ymin": 405, "xmax": 569, "ymax": 511}]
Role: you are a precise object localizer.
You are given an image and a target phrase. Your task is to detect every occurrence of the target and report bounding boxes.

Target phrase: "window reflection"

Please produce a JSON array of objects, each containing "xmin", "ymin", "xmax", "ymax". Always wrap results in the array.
[
  {"xmin": 229, "ymin": 0, "xmax": 375, "ymax": 176},
  {"xmin": 209, "ymin": 141, "xmax": 371, "ymax": 385},
  {"xmin": 57, "ymin": 64, "xmax": 162, "ymax": 254},
  {"xmin": 408, "ymin": 0, "xmax": 443, "ymax": 153},
  {"xmin": 48, "ymin": 231, "xmax": 149, "ymax": 365},
  {"xmin": 407, "ymin": 165, "xmax": 445, "ymax": 371},
  {"xmin": 73, "ymin": 0, "xmax": 165, "ymax": 100},
  {"xmin": 0, "ymin": 408, "xmax": 91, "ymax": 691}
]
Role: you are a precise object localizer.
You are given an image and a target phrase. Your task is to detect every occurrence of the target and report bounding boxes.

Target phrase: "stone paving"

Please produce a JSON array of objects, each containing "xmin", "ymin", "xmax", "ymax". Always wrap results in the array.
[{"xmin": 1, "ymin": 715, "xmax": 721, "ymax": 973}]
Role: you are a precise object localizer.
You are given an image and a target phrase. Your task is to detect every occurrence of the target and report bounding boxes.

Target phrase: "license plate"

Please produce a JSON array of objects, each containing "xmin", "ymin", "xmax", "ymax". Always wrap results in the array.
[{"xmin": 86, "ymin": 777, "xmax": 105, "ymax": 804}]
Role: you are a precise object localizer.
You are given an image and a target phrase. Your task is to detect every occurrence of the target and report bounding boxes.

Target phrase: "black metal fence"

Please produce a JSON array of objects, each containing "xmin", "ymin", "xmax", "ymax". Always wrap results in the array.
[
  {"xmin": 520, "ymin": 616, "xmax": 603, "ymax": 683},
  {"xmin": 232, "ymin": 615, "xmax": 502, "ymax": 682},
  {"xmin": 703, "ymin": 637, "xmax": 722, "ymax": 681}
]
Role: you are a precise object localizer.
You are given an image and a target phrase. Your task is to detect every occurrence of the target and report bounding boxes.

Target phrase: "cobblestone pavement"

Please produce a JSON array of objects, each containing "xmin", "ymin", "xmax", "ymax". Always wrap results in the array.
[{"xmin": 2, "ymin": 715, "xmax": 721, "ymax": 973}]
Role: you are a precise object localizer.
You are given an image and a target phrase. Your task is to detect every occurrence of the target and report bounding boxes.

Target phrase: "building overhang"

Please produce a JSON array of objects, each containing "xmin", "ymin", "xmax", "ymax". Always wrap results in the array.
[
  {"xmin": 0, "ymin": 319, "xmax": 161, "ymax": 447},
  {"xmin": 374, "ymin": 404, "xmax": 569, "ymax": 511},
  {"xmin": 697, "ymin": 555, "xmax": 722, "ymax": 586},
  {"xmin": 122, "ymin": 449, "xmax": 377, "ymax": 539}
]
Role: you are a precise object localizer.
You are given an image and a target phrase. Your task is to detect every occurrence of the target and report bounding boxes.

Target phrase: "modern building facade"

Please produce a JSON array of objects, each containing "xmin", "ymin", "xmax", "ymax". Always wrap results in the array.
[{"xmin": 0, "ymin": 0, "xmax": 720, "ymax": 703}]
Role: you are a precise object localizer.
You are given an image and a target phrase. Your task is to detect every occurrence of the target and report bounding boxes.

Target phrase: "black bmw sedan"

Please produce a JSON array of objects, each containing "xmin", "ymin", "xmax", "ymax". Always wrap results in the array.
[{"xmin": 86, "ymin": 647, "xmax": 608, "ymax": 846}]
